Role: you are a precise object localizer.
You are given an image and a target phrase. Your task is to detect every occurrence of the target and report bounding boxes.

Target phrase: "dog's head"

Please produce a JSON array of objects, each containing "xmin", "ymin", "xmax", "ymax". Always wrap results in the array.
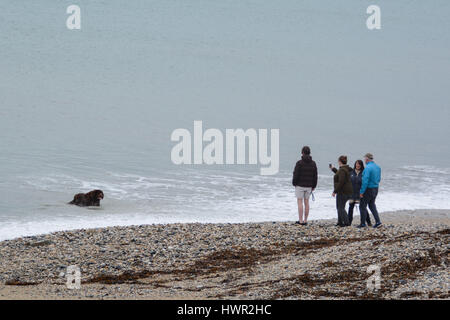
[{"xmin": 91, "ymin": 190, "xmax": 104, "ymax": 200}]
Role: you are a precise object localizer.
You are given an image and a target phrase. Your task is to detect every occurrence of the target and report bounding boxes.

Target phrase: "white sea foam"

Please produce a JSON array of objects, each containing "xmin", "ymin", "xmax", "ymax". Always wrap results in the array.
[{"xmin": 1, "ymin": 166, "xmax": 449, "ymax": 241}]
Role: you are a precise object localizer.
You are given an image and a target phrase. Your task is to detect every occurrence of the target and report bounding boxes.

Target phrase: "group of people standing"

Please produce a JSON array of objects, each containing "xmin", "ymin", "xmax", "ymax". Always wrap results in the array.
[{"xmin": 292, "ymin": 146, "xmax": 382, "ymax": 228}]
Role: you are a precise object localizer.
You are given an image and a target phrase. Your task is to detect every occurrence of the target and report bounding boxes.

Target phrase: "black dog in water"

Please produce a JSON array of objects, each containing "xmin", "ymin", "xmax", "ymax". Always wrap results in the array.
[{"xmin": 69, "ymin": 190, "xmax": 104, "ymax": 207}]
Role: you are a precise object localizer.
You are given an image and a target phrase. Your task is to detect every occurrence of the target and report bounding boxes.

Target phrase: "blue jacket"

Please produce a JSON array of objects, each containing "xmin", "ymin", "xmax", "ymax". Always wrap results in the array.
[{"xmin": 360, "ymin": 161, "xmax": 381, "ymax": 194}]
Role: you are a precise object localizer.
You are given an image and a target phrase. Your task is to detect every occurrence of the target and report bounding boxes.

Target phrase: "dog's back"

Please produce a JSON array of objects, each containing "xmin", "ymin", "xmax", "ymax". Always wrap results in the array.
[
  {"xmin": 68, "ymin": 190, "xmax": 103, "ymax": 206},
  {"xmin": 68, "ymin": 193, "xmax": 86, "ymax": 205}
]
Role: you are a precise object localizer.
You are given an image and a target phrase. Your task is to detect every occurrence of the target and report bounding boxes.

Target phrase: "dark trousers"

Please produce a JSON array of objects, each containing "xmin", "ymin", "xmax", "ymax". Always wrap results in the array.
[
  {"xmin": 336, "ymin": 194, "xmax": 350, "ymax": 226},
  {"xmin": 348, "ymin": 201, "xmax": 371, "ymax": 226},
  {"xmin": 360, "ymin": 188, "xmax": 381, "ymax": 225}
]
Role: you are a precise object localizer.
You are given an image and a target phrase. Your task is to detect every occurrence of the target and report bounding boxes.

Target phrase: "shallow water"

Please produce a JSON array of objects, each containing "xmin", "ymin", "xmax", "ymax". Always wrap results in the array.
[{"xmin": 1, "ymin": 1, "xmax": 450, "ymax": 240}]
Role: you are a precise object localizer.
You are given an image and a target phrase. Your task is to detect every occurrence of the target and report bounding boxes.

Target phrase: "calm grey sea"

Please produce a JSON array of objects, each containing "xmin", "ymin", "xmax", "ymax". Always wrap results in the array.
[{"xmin": 1, "ymin": 0, "xmax": 449, "ymax": 240}]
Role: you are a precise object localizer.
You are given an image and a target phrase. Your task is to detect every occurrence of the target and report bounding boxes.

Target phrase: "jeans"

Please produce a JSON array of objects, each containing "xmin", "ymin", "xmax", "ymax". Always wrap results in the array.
[
  {"xmin": 360, "ymin": 188, "xmax": 381, "ymax": 225},
  {"xmin": 336, "ymin": 194, "xmax": 350, "ymax": 226},
  {"xmin": 349, "ymin": 201, "xmax": 371, "ymax": 226}
]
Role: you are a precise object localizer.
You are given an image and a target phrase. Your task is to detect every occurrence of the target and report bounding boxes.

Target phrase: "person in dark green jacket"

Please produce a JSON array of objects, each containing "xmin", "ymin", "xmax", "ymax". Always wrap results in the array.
[{"xmin": 330, "ymin": 155, "xmax": 353, "ymax": 227}]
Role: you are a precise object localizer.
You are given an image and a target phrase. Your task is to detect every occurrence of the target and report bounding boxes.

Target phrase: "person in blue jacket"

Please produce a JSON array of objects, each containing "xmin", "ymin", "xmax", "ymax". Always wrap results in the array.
[{"xmin": 358, "ymin": 153, "xmax": 382, "ymax": 228}]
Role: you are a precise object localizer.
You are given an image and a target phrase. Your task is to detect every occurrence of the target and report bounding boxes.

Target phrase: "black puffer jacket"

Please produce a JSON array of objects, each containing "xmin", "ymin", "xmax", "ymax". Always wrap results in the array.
[
  {"xmin": 350, "ymin": 169, "xmax": 363, "ymax": 200},
  {"xmin": 292, "ymin": 155, "xmax": 318, "ymax": 188}
]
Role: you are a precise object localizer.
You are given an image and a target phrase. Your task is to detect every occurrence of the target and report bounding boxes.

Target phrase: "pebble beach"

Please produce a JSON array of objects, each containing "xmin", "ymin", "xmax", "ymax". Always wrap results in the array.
[{"xmin": 0, "ymin": 209, "xmax": 448, "ymax": 300}]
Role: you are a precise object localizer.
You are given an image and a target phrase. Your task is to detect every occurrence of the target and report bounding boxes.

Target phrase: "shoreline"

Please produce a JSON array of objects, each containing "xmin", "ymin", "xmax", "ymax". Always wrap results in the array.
[
  {"xmin": 3, "ymin": 208, "xmax": 450, "ymax": 243},
  {"xmin": 0, "ymin": 209, "xmax": 448, "ymax": 300}
]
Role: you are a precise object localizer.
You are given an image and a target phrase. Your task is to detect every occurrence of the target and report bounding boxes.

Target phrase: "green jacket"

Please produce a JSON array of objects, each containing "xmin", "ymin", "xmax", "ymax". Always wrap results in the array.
[{"xmin": 332, "ymin": 165, "xmax": 353, "ymax": 196}]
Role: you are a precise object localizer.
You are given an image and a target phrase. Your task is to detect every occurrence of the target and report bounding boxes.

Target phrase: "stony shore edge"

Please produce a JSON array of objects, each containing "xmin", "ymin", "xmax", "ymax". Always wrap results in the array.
[{"xmin": 0, "ymin": 209, "xmax": 448, "ymax": 300}]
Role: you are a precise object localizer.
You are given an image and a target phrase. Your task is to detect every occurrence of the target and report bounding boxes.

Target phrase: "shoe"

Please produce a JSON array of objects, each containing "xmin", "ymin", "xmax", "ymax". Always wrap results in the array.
[
  {"xmin": 356, "ymin": 224, "xmax": 367, "ymax": 228},
  {"xmin": 367, "ymin": 222, "xmax": 372, "ymax": 227},
  {"xmin": 302, "ymin": 222, "xmax": 308, "ymax": 226},
  {"xmin": 373, "ymin": 222, "xmax": 382, "ymax": 228},
  {"xmin": 295, "ymin": 221, "xmax": 301, "ymax": 225}
]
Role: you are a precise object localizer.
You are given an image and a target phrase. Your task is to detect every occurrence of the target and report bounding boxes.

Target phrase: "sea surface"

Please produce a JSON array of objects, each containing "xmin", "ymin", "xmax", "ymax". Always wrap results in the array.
[{"xmin": 1, "ymin": 1, "xmax": 450, "ymax": 240}]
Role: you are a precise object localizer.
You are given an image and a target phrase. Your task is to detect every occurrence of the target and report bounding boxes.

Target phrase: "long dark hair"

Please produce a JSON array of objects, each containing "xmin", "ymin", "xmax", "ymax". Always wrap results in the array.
[
  {"xmin": 354, "ymin": 159, "xmax": 365, "ymax": 171},
  {"xmin": 301, "ymin": 146, "xmax": 311, "ymax": 155}
]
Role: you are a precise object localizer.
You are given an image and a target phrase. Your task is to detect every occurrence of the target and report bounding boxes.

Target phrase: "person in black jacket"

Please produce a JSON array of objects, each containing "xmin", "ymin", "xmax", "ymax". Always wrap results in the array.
[
  {"xmin": 292, "ymin": 146, "xmax": 318, "ymax": 225},
  {"xmin": 348, "ymin": 160, "xmax": 372, "ymax": 226}
]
